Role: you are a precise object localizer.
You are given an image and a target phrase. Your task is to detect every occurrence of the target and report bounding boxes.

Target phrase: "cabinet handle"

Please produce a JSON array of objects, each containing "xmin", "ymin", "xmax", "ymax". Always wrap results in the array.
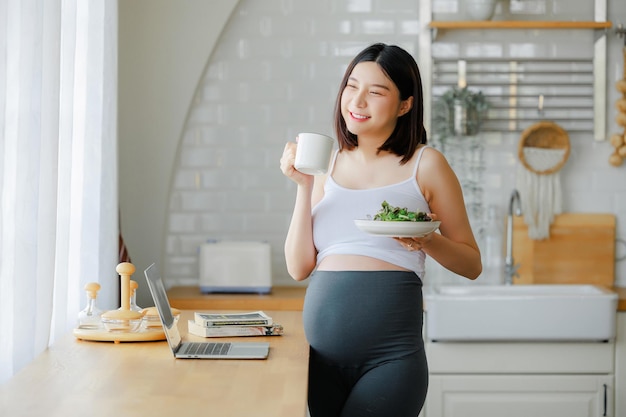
[{"xmin": 603, "ymin": 383, "xmax": 607, "ymax": 416}]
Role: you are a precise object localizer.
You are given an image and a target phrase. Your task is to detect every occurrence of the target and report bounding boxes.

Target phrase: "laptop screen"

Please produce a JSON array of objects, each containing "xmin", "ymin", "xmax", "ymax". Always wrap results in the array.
[{"xmin": 144, "ymin": 263, "xmax": 182, "ymax": 352}]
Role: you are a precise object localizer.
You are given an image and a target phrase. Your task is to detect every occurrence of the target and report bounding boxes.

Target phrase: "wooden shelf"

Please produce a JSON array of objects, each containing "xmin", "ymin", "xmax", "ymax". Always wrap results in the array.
[{"xmin": 429, "ymin": 20, "xmax": 612, "ymax": 30}]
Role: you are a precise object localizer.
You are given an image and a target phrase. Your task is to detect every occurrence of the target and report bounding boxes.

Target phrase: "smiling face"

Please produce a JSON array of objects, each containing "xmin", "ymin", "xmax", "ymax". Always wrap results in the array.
[{"xmin": 340, "ymin": 61, "xmax": 413, "ymax": 144}]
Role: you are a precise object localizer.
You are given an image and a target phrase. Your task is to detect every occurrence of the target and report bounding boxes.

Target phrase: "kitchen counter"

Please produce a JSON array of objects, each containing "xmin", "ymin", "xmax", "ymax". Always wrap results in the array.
[
  {"xmin": 167, "ymin": 285, "xmax": 306, "ymax": 311},
  {"xmin": 0, "ymin": 310, "xmax": 309, "ymax": 417},
  {"xmin": 615, "ymin": 287, "xmax": 626, "ymax": 311},
  {"xmin": 167, "ymin": 285, "xmax": 626, "ymax": 311}
]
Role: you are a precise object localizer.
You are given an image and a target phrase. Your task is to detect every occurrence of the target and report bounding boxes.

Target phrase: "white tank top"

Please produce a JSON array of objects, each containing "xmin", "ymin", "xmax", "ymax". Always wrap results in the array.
[{"xmin": 312, "ymin": 146, "xmax": 431, "ymax": 276}]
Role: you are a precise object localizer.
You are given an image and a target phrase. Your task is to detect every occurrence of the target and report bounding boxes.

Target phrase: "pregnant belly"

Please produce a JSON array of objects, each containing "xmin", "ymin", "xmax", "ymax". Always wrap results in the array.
[
  {"xmin": 317, "ymin": 254, "xmax": 410, "ymax": 271},
  {"xmin": 303, "ymin": 270, "xmax": 424, "ymax": 365}
]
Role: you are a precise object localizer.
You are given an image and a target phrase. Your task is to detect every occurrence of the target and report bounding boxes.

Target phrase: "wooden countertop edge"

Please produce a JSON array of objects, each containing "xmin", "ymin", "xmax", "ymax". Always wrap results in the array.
[
  {"xmin": 614, "ymin": 287, "xmax": 626, "ymax": 312},
  {"xmin": 167, "ymin": 285, "xmax": 626, "ymax": 312},
  {"xmin": 167, "ymin": 285, "xmax": 306, "ymax": 311}
]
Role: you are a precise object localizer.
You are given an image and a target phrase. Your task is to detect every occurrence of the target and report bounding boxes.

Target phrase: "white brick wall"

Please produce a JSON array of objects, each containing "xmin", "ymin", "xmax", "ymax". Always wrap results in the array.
[{"xmin": 163, "ymin": 0, "xmax": 626, "ymax": 288}]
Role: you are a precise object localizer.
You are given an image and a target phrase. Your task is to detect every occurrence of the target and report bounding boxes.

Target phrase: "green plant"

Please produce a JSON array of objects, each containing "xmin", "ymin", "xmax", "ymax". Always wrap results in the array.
[{"xmin": 433, "ymin": 86, "xmax": 490, "ymax": 137}]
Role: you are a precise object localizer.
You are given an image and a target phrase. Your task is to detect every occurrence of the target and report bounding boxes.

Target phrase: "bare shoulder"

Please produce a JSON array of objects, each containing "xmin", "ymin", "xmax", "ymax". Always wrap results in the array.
[
  {"xmin": 417, "ymin": 146, "xmax": 455, "ymax": 179},
  {"xmin": 416, "ymin": 146, "xmax": 461, "ymax": 202},
  {"xmin": 419, "ymin": 146, "xmax": 448, "ymax": 166}
]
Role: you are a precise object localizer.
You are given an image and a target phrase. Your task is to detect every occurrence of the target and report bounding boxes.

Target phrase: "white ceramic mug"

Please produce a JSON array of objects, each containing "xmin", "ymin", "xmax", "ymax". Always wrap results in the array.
[{"xmin": 294, "ymin": 133, "xmax": 334, "ymax": 175}]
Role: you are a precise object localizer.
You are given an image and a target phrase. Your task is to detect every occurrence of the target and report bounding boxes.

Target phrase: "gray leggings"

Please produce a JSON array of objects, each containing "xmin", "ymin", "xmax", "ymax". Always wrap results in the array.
[{"xmin": 303, "ymin": 270, "xmax": 428, "ymax": 417}]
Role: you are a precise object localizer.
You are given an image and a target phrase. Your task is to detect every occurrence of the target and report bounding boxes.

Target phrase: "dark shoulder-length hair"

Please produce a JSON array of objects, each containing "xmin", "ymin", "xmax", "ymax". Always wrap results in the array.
[{"xmin": 333, "ymin": 43, "xmax": 427, "ymax": 164}]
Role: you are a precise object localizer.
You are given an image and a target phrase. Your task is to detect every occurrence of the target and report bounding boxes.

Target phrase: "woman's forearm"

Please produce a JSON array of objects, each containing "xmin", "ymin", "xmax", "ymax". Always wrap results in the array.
[
  {"xmin": 422, "ymin": 233, "xmax": 482, "ymax": 279},
  {"xmin": 284, "ymin": 184, "xmax": 318, "ymax": 281}
]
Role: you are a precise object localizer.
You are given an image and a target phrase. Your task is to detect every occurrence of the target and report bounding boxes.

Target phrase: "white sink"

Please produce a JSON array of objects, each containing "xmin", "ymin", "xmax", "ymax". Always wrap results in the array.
[{"xmin": 424, "ymin": 284, "xmax": 618, "ymax": 342}]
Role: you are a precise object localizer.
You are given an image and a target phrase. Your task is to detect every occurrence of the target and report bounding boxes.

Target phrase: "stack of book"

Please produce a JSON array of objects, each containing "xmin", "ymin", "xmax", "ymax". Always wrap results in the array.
[{"xmin": 187, "ymin": 310, "xmax": 283, "ymax": 338}]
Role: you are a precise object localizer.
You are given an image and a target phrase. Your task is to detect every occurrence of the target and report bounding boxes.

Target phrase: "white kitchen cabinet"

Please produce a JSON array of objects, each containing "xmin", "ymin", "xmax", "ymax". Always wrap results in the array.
[
  {"xmin": 427, "ymin": 374, "xmax": 612, "ymax": 417},
  {"xmin": 615, "ymin": 312, "xmax": 626, "ymax": 417},
  {"xmin": 423, "ymin": 340, "xmax": 615, "ymax": 417}
]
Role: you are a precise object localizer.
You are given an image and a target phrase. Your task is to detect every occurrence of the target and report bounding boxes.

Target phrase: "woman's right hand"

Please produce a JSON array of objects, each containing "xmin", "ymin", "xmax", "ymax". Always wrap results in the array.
[{"xmin": 280, "ymin": 141, "xmax": 314, "ymax": 187}]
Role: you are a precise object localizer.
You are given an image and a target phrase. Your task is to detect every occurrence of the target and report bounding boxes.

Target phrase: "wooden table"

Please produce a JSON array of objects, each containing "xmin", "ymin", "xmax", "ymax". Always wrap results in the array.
[
  {"xmin": 167, "ymin": 286, "xmax": 307, "ymax": 311},
  {"xmin": 0, "ymin": 310, "xmax": 309, "ymax": 417}
]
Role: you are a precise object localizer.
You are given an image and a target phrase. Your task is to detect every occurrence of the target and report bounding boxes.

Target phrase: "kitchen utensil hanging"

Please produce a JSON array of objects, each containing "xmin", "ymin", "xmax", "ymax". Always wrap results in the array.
[{"xmin": 516, "ymin": 121, "xmax": 570, "ymax": 240}]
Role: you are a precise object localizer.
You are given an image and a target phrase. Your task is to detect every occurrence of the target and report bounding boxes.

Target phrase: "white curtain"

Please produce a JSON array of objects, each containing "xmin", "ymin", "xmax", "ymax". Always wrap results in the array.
[{"xmin": 0, "ymin": 0, "xmax": 118, "ymax": 383}]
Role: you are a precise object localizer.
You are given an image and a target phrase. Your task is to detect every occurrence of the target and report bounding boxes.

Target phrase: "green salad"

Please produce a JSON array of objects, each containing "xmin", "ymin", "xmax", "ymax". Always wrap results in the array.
[{"xmin": 372, "ymin": 201, "xmax": 431, "ymax": 222}]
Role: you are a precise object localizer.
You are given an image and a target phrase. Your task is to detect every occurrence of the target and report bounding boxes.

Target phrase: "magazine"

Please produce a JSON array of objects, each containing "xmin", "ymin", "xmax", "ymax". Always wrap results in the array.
[
  {"xmin": 188, "ymin": 320, "xmax": 283, "ymax": 338},
  {"xmin": 193, "ymin": 310, "xmax": 273, "ymax": 327}
]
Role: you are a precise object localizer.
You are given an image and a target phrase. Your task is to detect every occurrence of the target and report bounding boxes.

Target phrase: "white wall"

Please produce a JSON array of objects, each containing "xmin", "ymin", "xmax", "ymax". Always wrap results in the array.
[
  {"xmin": 118, "ymin": 0, "xmax": 239, "ymax": 305},
  {"xmin": 119, "ymin": 0, "xmax": 626, "ymax": 305}
]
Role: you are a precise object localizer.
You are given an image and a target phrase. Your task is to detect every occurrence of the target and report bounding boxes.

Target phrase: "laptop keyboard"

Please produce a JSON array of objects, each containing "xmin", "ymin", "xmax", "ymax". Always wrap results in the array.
[{"xmin": 182, "ymin": 342, "xmax": 232, "ymax": 356}]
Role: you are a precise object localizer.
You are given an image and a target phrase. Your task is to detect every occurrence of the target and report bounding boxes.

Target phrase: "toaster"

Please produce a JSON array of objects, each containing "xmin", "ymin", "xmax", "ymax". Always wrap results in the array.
[{"xmin": 198, "ymin": 241, "xmax": 272, "ymax": 294}]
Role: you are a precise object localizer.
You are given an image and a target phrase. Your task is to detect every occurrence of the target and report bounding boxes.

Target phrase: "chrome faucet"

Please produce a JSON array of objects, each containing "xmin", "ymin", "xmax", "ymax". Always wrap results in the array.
[{"xmin": 504, "ymin": 189, "xmax": 522, "ymax": 285}]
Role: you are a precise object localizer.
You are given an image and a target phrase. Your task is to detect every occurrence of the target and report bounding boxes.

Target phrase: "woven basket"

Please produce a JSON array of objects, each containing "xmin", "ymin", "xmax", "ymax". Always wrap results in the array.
[{"xmin": 518, "ymin": 121, "xmax": 570, "ymax": 175}]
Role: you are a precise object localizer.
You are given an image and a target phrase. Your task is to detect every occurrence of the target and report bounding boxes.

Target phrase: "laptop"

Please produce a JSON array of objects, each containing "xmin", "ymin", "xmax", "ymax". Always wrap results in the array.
[{"xmin": 144, "ymin": 263, "xmax": 270, "ymax": 359}]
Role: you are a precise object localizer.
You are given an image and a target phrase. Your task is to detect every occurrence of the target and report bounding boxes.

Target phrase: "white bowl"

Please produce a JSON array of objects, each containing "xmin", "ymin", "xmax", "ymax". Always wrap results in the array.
[
  {"xmin": 354, "ymin": 219, "xmax": 441, "ymax": 238},
  {"xmin": 465, "ymin": 0, "xmax": 497, "ymax": 20}
]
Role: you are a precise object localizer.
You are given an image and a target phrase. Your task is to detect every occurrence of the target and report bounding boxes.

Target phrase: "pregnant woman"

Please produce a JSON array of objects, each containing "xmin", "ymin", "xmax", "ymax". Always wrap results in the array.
[{"xmin": 279, "ymin": 43, "xmax": 482, "ymax": 417}]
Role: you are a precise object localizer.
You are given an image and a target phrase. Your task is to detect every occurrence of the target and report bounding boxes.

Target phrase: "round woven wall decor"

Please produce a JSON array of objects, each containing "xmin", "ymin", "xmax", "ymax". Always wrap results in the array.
[{"xmin": 518, "ymin": 121, "xmax": 570, "ymax": 175}]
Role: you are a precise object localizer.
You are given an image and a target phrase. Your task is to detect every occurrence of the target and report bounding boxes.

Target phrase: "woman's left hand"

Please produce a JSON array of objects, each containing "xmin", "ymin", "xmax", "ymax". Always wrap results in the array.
[
  {"xmin": 395, "ymin": 214, "xmax": 438, "ymax": 251},
  {"xmin": 396, "ymin": 235, "xmax": 433, "ymax": 251}
]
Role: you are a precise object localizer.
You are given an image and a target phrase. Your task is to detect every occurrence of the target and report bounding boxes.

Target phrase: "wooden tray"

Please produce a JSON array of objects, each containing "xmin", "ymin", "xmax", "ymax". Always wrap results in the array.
[{"xmin": 73, "ymin": 327, "xmax": 165, "ymax": 343}]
